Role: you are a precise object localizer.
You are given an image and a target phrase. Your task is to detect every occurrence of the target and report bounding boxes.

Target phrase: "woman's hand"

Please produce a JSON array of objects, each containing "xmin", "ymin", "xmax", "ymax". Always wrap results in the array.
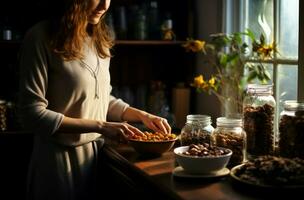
[
  {"xmin": 121, "ymin": 107, "xmax": 172, "ymax": 134},
  {"xmin": 99, "ymin": 121, "xmax": 144, "ymax": 143},
  {"xmin": 139, "ymin": 112, "xmax": 171, "ymax": 134}
]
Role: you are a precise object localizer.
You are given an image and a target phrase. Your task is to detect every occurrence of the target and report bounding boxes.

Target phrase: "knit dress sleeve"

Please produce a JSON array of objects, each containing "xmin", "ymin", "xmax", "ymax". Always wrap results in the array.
[
  {"xmin": 17, "ymin": 23, "xmax": 64, "ymax": 136},
  {"xmin": 107, "ymin": 94, "xmax": 129, "ymax": 122}
]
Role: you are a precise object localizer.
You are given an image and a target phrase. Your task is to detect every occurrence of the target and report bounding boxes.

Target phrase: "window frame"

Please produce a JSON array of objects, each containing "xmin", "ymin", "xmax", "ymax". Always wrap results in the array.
[
  {"xmin": 299, "ymin": 0, "xmax": 304, "ymax": 100},
  {"xmin": 223, "ymin": 0, "xmax": 303, "ymax": 101}
]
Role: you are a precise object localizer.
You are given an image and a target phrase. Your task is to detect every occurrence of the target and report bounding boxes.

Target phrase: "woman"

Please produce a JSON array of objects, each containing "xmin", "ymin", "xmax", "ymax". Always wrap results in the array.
[{"xmin": 18, "ymin": 0, "xmax": 171, "ymax": 199}]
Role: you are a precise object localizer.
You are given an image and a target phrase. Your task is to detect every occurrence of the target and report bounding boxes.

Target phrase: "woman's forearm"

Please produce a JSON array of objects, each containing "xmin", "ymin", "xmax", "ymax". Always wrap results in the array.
[
  {"xmin": 56, "ymin": 116, "xmax": 102, "ymax": 134},
  {"xmin": 55, "ymin": 116, "xmax": 143, "ymax": 142},
  {"xmin": 121, "ymin": 107, "xmax": 147, "ymax": 122}
]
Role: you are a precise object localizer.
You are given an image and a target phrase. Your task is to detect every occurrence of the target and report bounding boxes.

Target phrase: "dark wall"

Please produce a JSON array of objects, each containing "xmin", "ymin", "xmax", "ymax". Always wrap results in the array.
[
  {"xmin": 193, "ymin": 0, "xmax": 223, "ymax": 125},
  {"xmin": 0, "ymin": 1, "xmax": 45, "ymax": 37},
  {"xmin": 0, "ymin": 1, "xmax": 45, "ymax": 101}
]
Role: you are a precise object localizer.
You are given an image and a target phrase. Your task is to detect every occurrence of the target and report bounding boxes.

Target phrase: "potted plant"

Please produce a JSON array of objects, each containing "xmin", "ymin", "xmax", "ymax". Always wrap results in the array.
[{"xmin": 183, "ymin": 30, "xmax": 277, "ymax": 117}]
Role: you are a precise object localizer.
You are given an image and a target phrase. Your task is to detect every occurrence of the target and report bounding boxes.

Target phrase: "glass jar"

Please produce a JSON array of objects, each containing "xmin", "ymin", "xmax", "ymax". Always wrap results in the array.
[
  {"xmin": 243, "ymin": 84, "xmax": 276, "ymax": 158},
  {"xmin": 279, "ymin": 100, "xmax": 304, "ymax": 159},
  {"xmin": 0, "ymin": 100, "xmax": 7, "ymax": 131},
  {"xmin": 180, "ymin": 115, "xmax": 214, "ymax": 146},
  {"xmin": 212, "ymin": 117, "xmax": 246, "ymax": 167}
]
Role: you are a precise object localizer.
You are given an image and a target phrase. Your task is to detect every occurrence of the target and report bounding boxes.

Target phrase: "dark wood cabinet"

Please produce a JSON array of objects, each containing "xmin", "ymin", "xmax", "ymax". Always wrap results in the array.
[
  {"xmin": 109, "ymin": 0, "xmax": 196, "ymax": 129},
  {"xmin": 0, "ymin": 41, "xmax": 20, "ymax": 101}
]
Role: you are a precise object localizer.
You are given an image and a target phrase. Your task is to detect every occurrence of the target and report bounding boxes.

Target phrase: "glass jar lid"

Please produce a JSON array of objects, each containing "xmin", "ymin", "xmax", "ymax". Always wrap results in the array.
[
  {"xmin": 246, "ymin": 84, "xmax": 273, "ymax": 95},
  {"xmin": 283, "ymin": 100, "xmax": 304, "ymax": 111},
  {"xmin": 0, "ymin": 99, "xmax": 6, "ymax": 105},
  {"xmin": 186, "ymin": 114, "xmax": 211, "ymax": 126},
  {"xmin": 216, "ymin": 117, "xmax": 243, "ymax": 127}
]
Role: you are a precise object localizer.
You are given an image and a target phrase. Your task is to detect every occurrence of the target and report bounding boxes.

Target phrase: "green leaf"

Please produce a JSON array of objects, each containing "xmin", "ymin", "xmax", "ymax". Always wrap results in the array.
[
  {"xmin": 233, "ymin": 33, "xmax": 242, "ymax": 45},
  {"xmin": 210, "ymin": 34, "xmax": 230, "ymax": 49},
  {"xmin": 264, "ymin": 70, "xmax": 271, "ymax": 80},
  {"xmin": 260, "ymin": 34, "xmax": 266, "ymax": 45},
  {"xmin": 246, "ymin": 63, "xmax": 254, "ymax": 70},
  {"xmin": 257, "ymin": 64, "xmax": 264, "ymax": 73},
  {"xmin": 219, "ymin": 54, "xmax": 228, "ymax": 66},
  {"xmin": 257, "ymin": 70, "xmax": 266, "ymax": 81},
  {"xmin": 227, "ymin": 53, "xmax": 241, "ymax": 68},
  {"xmin": 227, "ymin": 52, "xmax": 239, "ymax": 63},
  {"xmin": 239, "ymin": 77, "xmax": 247, "ymax": 89},
  {"xmin": 245, "ymin": 29, "xmax": 256, "ymax": 41},
  {"xmin": 247, "ymin": 71, "xmax": 258, "ymax": 83}
]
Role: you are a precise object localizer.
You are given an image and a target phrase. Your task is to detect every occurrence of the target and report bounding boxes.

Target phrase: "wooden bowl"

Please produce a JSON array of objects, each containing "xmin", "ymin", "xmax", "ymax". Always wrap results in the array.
[{"xmin": 128, "ymin": 132, "xmax": 178, "ymax": 155}]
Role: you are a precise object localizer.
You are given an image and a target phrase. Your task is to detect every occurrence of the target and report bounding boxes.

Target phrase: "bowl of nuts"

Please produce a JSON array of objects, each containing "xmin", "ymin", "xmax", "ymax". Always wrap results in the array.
[
  {"xmin": 128, "ymin": 132, "xmax": 178, "ymax": 155},
  {"xmin": 174, "ymin": 143, "xmax": 232, "ymax": 174}
]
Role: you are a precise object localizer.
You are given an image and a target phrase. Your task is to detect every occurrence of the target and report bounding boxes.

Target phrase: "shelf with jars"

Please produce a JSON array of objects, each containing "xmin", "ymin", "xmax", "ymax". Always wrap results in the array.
[
  {"xmin": 109, "ymin": 0, "xmax": 193, "ymax": 41},
  {"xmin": 109, "ymin": 0, "xmax": 195, "ymax": 129},
  {"xmin": 114, "ymin": 40, "xmax": 185, "ymax": 45}
]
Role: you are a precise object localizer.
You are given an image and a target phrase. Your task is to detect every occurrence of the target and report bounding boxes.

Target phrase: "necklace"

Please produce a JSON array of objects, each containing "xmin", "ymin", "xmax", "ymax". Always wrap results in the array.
[{"xmin": 80, "ymin": 54, "xmax": 100, "ymax": 99}]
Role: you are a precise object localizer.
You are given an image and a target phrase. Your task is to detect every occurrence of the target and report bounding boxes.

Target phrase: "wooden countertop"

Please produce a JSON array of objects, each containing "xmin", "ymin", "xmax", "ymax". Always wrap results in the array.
[
  {"xmin": 1, "ymin": 133, "xmax": 300, "ymax": 199},
  {"xmin": 113, "ymin": 145, "xmax": 299, "ymax": 200}
]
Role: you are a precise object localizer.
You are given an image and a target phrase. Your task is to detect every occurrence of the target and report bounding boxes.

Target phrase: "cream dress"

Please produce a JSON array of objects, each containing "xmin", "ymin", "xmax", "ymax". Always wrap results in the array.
[{"xmin": 18, "ymin": 21, "xmax": 129, "ymax": 200}]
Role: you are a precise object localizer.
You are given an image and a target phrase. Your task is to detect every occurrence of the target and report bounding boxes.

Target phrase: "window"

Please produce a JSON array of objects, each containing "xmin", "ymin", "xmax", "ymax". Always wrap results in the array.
[
  {"xmin": 223, "ymin": 0, "xmax": 303, "ymax": 143},
  {"xmin": 224, "ymin": 0, "xmax": 302, "ymax": 115},
  {"xmin": 245, "ymin": 0, "xmax": 299, "ymax": 115}
]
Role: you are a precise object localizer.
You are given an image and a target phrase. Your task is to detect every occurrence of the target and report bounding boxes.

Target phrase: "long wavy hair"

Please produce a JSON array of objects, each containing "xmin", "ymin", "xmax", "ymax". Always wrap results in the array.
[{"xmin": 49, "ymin": 0, "xmax": 114, "ymax": 60}]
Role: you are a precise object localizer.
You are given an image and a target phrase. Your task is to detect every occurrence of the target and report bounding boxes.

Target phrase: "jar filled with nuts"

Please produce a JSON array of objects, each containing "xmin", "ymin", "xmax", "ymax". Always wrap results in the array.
[
  {"xmin": 212, "ymin": 117, "xmax": 246, "ymax": 167},
  {"xmin": 243, "ymin": 84, "xmax": 276, "ymax": 159},
  {"xmin": 279, "ymin": 100, "xmax": 304, "ymax": 159},
  {"xmin": 0, "ymin": 100, "xmax": 7, "ymax": 131},
  {"xmin": 180, "ymin": 115, "xmax": 214, "ymax": 146}
]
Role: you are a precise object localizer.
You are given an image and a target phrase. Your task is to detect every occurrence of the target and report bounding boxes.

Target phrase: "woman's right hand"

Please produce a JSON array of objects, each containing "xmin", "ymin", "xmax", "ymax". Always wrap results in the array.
[{"xmin": 99, "ymin": 121, "xmax": 144, "ymax": 143}]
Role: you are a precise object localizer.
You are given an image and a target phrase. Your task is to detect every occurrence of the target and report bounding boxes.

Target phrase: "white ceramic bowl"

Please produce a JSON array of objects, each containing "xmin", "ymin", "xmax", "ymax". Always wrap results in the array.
[{"xmin": 174, "ymin": 145, "xmax": 232, "ymax": 174}]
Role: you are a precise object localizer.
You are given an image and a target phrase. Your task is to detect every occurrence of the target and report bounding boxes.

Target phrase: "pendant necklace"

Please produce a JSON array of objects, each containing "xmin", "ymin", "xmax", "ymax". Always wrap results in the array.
[{"xmin": 80, "ymin": 54, "xmax": 100, "ymax": 99}]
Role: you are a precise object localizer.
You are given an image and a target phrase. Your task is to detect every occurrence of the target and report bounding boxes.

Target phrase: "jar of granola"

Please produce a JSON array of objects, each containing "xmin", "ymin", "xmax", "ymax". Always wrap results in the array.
[
  {"xmin": 212, "ymin": 117, "xmax": 246, "ymax": 167},
  {"xmin": 243, "ymin": 84, "xmax": 276, "ymax": 159},
  {"xmin": 180, "ymin": 115, "xmax": 214, "ymax": 146},
  {"xmin": 279, "ymin": 100, "xmax": 304, "ymax": 159}
]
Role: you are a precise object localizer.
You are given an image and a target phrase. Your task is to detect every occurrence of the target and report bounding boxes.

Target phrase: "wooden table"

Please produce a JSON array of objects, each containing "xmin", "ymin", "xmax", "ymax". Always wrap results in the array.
[{"xmin": 112, "ymin": 145, "xmax": 299, "ymax": 200}]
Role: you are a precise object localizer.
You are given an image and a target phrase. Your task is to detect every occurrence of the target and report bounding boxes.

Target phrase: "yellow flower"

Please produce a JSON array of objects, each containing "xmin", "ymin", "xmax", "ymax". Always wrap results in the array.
[
  {"xmin": 191, "ymin": 75, "xmax": 217, "ymax": 92},
  {"xmin": 208, "ymin": 77, "xmax": 216, "ymax": 88},
  {"xmin": 257, "ymin": 43, "xmax": 275, "ymax": 59},
  {"xmin": 193, "ymin": 75, "xmax": 205, "ymax": 86},
  {"xmin": 183, "ymin": 39, "xmax": 206, "ymax": 53}
]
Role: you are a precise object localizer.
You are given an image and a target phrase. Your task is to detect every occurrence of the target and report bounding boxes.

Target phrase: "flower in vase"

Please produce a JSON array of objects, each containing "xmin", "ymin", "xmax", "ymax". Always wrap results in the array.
[{"xmin": 183, "ymin": 29, "xmax": 277, "ymax": 116}]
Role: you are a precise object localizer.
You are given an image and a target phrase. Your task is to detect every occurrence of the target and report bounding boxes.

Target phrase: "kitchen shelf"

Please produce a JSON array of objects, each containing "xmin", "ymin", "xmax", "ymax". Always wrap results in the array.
[
  {"xmin": 0, "ymin": 40, "xmax": 185, "ymax": 46},
  {"xmin": 0, "ymin": 40, "xmax": 22, "ymax": 49},
  {"xmin": 115, "ymin": 40, "xmax": 185, "ymax": 46}
]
